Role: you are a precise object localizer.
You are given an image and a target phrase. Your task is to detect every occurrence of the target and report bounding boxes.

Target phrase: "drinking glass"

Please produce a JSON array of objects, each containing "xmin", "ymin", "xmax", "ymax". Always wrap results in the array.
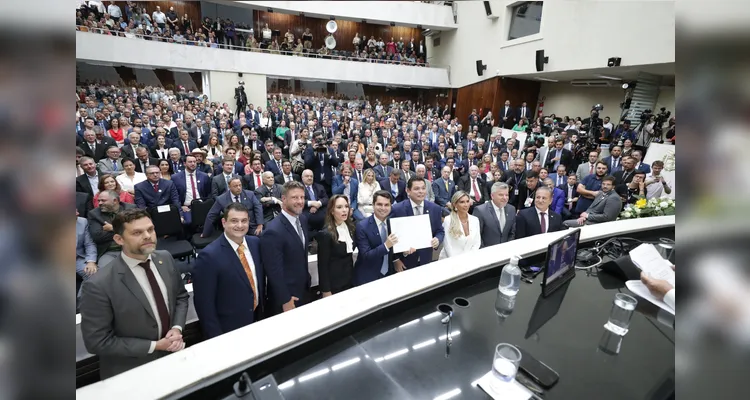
[
  {"xmin": 490, "ymin": 343, "xmax": 522, "ymax": 390},
  {"xmin": 604, "ymin": 293, "xmax": 638, "ymax": 335}
]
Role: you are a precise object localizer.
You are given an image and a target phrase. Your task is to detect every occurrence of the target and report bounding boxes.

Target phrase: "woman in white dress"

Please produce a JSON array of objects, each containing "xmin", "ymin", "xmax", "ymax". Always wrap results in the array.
[
  {"xmin": 356, "ymin": 168, "xmax": 379, "ymax": 219},
  {"xmin": 116, "ymin": 158, "xmax": 147, "ymax": 194},
  {"xmin": 440, "ymin": 191, "xmax": 481, "ymax": 259}
]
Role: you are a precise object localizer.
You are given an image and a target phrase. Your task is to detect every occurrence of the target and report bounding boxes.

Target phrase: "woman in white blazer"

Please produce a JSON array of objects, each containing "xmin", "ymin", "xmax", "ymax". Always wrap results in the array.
[{"xmin": 440, "ymin": 190, "xmax": 481, "ymax": 259}]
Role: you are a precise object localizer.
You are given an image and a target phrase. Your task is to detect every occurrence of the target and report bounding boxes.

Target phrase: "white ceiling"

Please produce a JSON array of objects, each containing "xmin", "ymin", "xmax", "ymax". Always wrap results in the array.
[{"xmin": 507, "ymin": 63, "xmax": 675, "ymax": 86}]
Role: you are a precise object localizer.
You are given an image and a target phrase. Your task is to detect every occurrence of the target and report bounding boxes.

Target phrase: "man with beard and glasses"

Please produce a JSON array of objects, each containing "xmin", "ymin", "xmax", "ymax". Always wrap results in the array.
[
  {"xmin": 87, "ymin": 189, "xmax": 137, "ymax": 268},
  {"xmin": 80, "ymin": 209, "xmax": 189, "ymax": 380}
]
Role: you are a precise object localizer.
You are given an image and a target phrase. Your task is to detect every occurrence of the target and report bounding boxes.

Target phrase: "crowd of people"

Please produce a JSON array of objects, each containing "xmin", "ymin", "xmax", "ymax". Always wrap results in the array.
[
  {"xmin": 75, "ymin": 2, "xmax": 430, "ymax": 66},
  {"xmin": 75, "ymin": 80, "xmax": 675, "ymax": 380}
]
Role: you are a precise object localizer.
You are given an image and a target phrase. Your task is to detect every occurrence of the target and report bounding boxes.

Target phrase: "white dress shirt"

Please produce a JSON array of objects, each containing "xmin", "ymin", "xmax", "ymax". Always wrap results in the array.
[
  {"xmin": 121, "ymin": 252, "xmax": 182, "ymax": 354},
  {"xmin": 645, "ymin": 173, "xmax": 671, "ymax": 200},
  {"xmin": 184, "ymin": 171, "xmax": 201, "ymax": 205},
  {"xmin": 410, "ymin": 199, "xmax": 425, "ymax": 215},
  {"xmin": 224, "ymin": 233, "xmax": 259, "ymax": 306},
  {"xmin": 492, "ymin": 203, "xmax": 506, "ymax": 233},
  {"xmin": 336, "ymin": 222, "xmax": 354, "ymax": 253},
  {"xmin": 664, "ymin": 288, "xmax": 675, "ymax": 311},
  {"xmin": 117, "ymin": 172, "xmax": 147, "ymax": 193},
  {"xmin": 535, "ymin": 207, "xmax": 550, "ymax": 233}
]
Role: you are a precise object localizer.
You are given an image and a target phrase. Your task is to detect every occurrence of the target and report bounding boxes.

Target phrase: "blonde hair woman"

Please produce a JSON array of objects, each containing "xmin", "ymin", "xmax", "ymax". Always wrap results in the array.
[
  {"xmin": 439, "ymin": 191, "xmax": 481, "ymax": 259},
  {"xmin": 356, "ymin": 168, "xmax": 380, "ymax": 218}
]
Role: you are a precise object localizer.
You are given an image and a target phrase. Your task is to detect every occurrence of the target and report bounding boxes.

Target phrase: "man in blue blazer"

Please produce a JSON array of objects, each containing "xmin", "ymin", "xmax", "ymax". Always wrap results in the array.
[
  {"xmin": 332, "ymin": 164, "xmax": 363, "ymax": 220},
  {"xmin": 260, "ymin": 181, "xmax": 312, "ymax": 315},
  {"xmin": 602, "ymin": 146, "xmax": 623, "ymax": 174},
  {"xmin": 390, "ymin": 177, "xmax": 445, "ymax": 269},
  {"xmin": 76, "ymin": 212, "xmax": 98, "ymax": 297},
  {"xmin": 631, "ymin": 150, "xmax": 651, "ymax": 174},
  {"xmin": 301, "ymin": 169, "xmax": 329, "ymax": 232},
  {"xmin": 379, "ymin": 169, "xmax": 406, "ymax": 203},
  {"xmin": 175, "ymin": 130, "xmax": 199, "ymax": 158},
  {"xmin": 353, "ymin": 190, "xmax": 397, "ymax": 285},
  {"xmin": 193, "ymin": 203, "xmax": 265, "ymax": 339},
  {"xmin": 202, "ymin": 177, "xmax": 264, "ymax": 238},
  {"xmin": 134, "ymin": 165, "xmax": 180, "ymax": 210},
  {"xmin": 515, "ymin": 186, "xmax": 564, "ymax": 240},
  {"xmin": 432, "ymin": 166, "xmax": 456, "ymax": 211},
  {"xmin": 264, "ymin": 147, "xmax": 284, "ymax": 177},
  {"xmin": 171, "ymin": 155, "xmax": 211, "ymax": 225},
  {"xmin": 374, "ymin": 153, "xmax": 394, "ymax": 180}
]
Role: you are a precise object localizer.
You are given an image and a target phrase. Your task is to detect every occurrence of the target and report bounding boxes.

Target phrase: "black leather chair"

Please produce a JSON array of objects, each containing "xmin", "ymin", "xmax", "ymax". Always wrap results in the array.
[
  {"xmin": 189, "ymin": 199, "xmax": 222, "ymax": 249},
  {"xmin": 148, "ymin": 205, "xmax": 195, "ymax": 262}
]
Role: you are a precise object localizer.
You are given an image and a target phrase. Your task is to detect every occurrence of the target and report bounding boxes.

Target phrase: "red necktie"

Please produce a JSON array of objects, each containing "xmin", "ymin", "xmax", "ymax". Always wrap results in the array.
[
  {"xmin": 427, "ymin": 170, "xmax": 432, "ymax": 181},
  {"xmin": 589, "ymin": 163, "xmax": 594, "ymax": 174},
  {"xmin": 255, "ymin": 174, "xmax": 261, "ymax": 188},
  {"xmin": 138, "ymin": 260, "xmax": 170, "ymax": 338},
  {"xmin": 183, "ymin": 141, "xmax": 189, "ymax": 154},
  {"xmin": 189, "ymin": 173, "xmax": 197, "ymax": 200},
  {"xmin": 472, "ymin": 179, "xmax": 480, "ymax": 201},
  {"xmin": 540, "ymin": 212, "xmax": 547, "ymax": 233},
  {"xmin": 153, "ymin": 182, "xmax": 159, "ymax": 192}
]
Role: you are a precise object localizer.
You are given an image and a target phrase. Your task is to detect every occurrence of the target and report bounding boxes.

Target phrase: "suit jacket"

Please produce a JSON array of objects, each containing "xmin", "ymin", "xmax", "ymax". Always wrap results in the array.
[
  {"xmin": 79, "ymin": 142, "xmax": 107, "ymax": 162},
  {"xmin": 80, "ymin": 251, "xmax": 189, "ymax": 379},
  {"xmin": 211, "ymin": 173, "xmax": 238, "ymax": 198},
  {"xmin": 516, "ymin": 106, "xmax": 533, "ymax": 121},
  {"xmin": 203, "ymin": 190, "xmax": 264, "ymax": 236},
  {"xmin": 97, "ymin": 158, "xmax": 125, "ymax": 176},
  {"xmin": 316, "ymin": 229, "xmax": 355, "ymax": 293},
  {"xmin": 353, "ymin": 215, "xmax": 392, "ymax": 286},
  {"xmin": 613, "ymin": 169, "xmax": 637, "ymax": 186},
  {"xmin": 303, "ymin": 147, "xmax": 340, "ymax": 187},
  {"xmin": 390, "ymin": 200, "xmax": 445, "ymax": 268},
  {"xmin": 76, "ymin": 191, "xmax": 93, "ymax": 218},
  {"xmin": 583, "ymin": 191, "xmax": 622, "ymax": 224},
  {"xmin": 550, "ymin": 187, "xmax": 566, "ymax": 214},
  {"xmin": 457, "ymin": 175, "xmax": 488, "ymax": 205},
  {"xmin": 260, "ymin": 213, "xmax": 311, "ymax": 313},
  {"xmin": 602, "ymin": 156, "xmax": 623, "ymax": 174},
  {"xmin": 512, "ymin": 181, "xmax": 542, "ymax": 211},
  {"xmin": 275, "ymin": 173, "xmax": 301, "ymax": 184},
  {"xmin": 515, "ymin": 207, "xmax": 564, "ymax": 239},
  {"xmin": 264, "ymin": 158, "xmax": 284, "ymax": 176},
  {"xmin": 134, "ymin": 179, "xmax": 180, "ymax": 209},
  {"xmin": 121, "ymin": 144, "xmax": 147, "ymax": 160},
  {"xmin": 473, "ymin": 202, "xmax": 516, "ymax": 247},
  {"xmin": 176, "ymin": 139, "xmax": 198, "ymax": 157},
  {"xmin": 332, "ymin": 176, "xmax": 359, "ymax": 211},
  {"xmin": 635, "ymin": 162, "xmax": 651, "ymax": 174},
  {"xmin": 76, "ymin": 217, "xmax": 97, "ymax": 264},
  {"xmin": 303, "ymin": 183, "xmax": 329, "ymax": 212},
  {"xmin": 169, "ymin": 159, "xmax": 185, "ymax": 174},
  {"xmin": 172, "ymin": 170, "xmax": 211, "ymax": 206},
  {"xmin": 576, "ymin": 162, "xmax": 597, "ymax": 183},
  {"xmin": 134, "ymin": 157, "xmax": 160, "ymax": 174},
  {"xmin": 193, "ymin": 235, "xmax": 264, "ymax": 339},
  {"xmin": 374, "ymin": 164, "xmax": 394, "ymax": 180},
  {"xmin": 241, "ymin": 172, "xmax": 265, "ymax": 192},
  {"xmin": 378, "ymin": 178, "xmax": 406, "ymax": 203},
  {"xmin": 432, "ymin": 178, "xmax": 456, "ymax": 207},
  {"xmin": 76, "ymin": 173, "xmax": 99, "ymax": 197},
  {"xmin": 544, "ymin": 148, "xmax": 574, "ymax": 171},
  {"xmin": 398, "ymin": 169, "xmax": 416, "ymax": 183},
  {"xmin": 255, "ymin": 184, "xmax": 283, "ymax": 223},
  {"xmin": 88, "ymin": 204, "xmax": 136, "ymax": 259},
  {"xmin": 558, "ymin": 183, "xmax": 578, "ymax": 211}
]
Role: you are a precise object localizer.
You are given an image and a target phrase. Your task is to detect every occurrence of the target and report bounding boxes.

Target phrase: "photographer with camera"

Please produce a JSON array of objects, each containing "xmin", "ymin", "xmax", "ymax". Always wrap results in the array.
[
  {"xmin": 303, "ymin": 130, "xmax": 340, "ymax": 195},
  {"xmin": 613, "ymin": 120, "xmax": 636, "ymax": 144}
]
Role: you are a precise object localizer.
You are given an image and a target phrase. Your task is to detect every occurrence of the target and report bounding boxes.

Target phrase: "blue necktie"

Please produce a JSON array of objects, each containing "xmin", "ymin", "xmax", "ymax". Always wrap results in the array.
[
  {"xmin": 112, "ymin": 161, "xmax": 118, "ymax": 171},
  {"xmin": 308, "ymin": 186, "xmax": 316, "ymax": 201},
  {"xmin": 379, "ymin": 222, "xmax": 389, "ymax": 275}
]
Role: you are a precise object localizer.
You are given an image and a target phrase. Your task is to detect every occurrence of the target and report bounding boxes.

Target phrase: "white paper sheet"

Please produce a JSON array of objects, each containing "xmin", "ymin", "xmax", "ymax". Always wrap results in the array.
[
  {"xmin": 475, "ymin": 371, "xmax": 532, "ymax": 400},
  {"xmin": 629, "ymin": 244, "xmax": 675, "ymax": 286},
  {"xmin": 626, "ymin": 280, "xmax": 675, "ymax": 315},
  {"xmin": 389, "ymin": 214, "xmax": 433, "ymax": 253},
  {"xmin": 156, "ymin": 205, "xmax": 171, "ymax": 213}
]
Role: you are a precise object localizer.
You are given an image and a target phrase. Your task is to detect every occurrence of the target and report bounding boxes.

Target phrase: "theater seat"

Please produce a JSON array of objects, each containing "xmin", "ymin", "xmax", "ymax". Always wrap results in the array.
[
  {"xmin": 189, "ymin": 199, "xmax": 221, "ymax": 249},
  {"xmin": 148, "ymin": 205, "xmax": 195, "ymax": 261}
]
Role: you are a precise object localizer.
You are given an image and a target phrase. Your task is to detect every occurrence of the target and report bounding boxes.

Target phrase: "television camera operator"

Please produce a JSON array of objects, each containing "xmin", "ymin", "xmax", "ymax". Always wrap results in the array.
[
  {"xmin": 303, "ymin": 130, "xmax": 340, "ymax": 195},
  {"xmin": 638, "ymin": 107, "xmax": 672, "ymax": 144}
]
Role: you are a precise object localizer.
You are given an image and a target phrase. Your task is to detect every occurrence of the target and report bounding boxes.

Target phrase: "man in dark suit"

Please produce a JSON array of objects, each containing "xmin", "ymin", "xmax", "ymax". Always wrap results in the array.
[
  {"xmin": 516, "ymin": 101, "xmax": 533, "ymax": 122},
  {"xmin": 193, "ymin": 203, "xmax": 266, "ymax": 339},
  {"xmin": 79, "ymin": 130, "xmax": 107, "ymax": 162},
  {"xmin": 175, "ymin": 129, "xmax": 198, "ymax": 158},
  {"xmin": 260, "ymin": 181, "xmax": 313, "ymax": 315},
  {"xmin": 612, "ymin": 156, "xmax": 637, "ymax": 186},
  {"xmin": 167, "ymin": 149, "xmax": 185, "ymax": 174},
  {"xmin": 256, "ymin": 172, "xmax": 284, "ymax": 224},
  {"xmin": 432, "ymin": 166, "xmax": 456, "ymax": 209},
  {"xmin": 473, "ymin": 181, "xmax": 516, "ymax": 247},
  {"xmin": 121, "ymin": 131, "xmax": 148, "ymax": 160},
  {"xmin": 134, "ymin": 165, "xmax": 180, "ymax": 210},
  {"xmin": 457, "ymin": 165, "xmax": 488, "ymax": 209},
  {"xmin": 133, "ymin": 147, "xmax": 160, "ymax": 174},
  {"xmin": 602, "ymin": 146, "xmax": 623, "ymax": 174},
  {"xmin": 390, "ymin": 178, "xmax": 445, "ymax": 269},
  {"xmin": 264, "ymin": 147, "xmax": 284, "ymax": 177},
  {"xmin": 515, "ymin": 186, "xmax": 564, "ymax": 239},
  {"xmin": 240, "ymin": 127, "xmax": 263, "ymax": 152},
  {"xmin": 379, "ymin": 169, "xmax": 407, "ymax": 203},
  {"xmin": 353, "ymin": 190, "xmax": 398, "ymax": 285},
  {"xmin": 88, "ymin": 189, "xmax": 136, "ymax": 267},
  {"xmin": 544, "ymin": 138, "xmax": 574, "ymax": 172},
  {"xmin": 300, "ymin": 169, "xmax": 329, "ymax": 232},
  {"xmin": 242, "ymin": 158, "xmax": 265, "ymax": 192},
  {"xmin": 303, "ymin": 131, "xmax": 340, "ymax": 194},
  {"xmin": 80, "ymin": 209, "xmax": 189, "ymax": 379},
  {"xmin": 512, "ymin": 171, "xmax": 543, "ymax": 211},
  {"xmin": 558, "ymin": 174, "xmax": 579, "ymax": 219},
  {"xmin": 565, "ymin": 176, "xmax": 622, "ymax": 227},
  {"xmin": 374, "ymin": 153, "xmax": 394, "ymax": 180},
  {"xmin": 203, "ymin": 177, "xmax": 263, "ymax": 238},
  {"xmin": 500, "ymin": 100, "xmax": 515, "ymax": 129},
  {"xmin": 172, "ymin": 155, "xmax": 212, "ymax": 225},
  {"xmin": 275, "ymin": 159, "xmax": 301, "ymax": 184},
  {"xmin": 212, "ymin": 159, "xmax": 240, "ymax": 198},
  {"xmin": 76, "ymin": 156, "xmax": 100, "ymax": 198}
]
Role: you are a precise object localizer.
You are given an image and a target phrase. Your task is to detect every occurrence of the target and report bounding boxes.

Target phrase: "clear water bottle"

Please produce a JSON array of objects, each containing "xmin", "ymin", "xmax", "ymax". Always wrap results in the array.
[{"xmin": 498, "ymin": 256, "xmax": 522, "ymax": 296}]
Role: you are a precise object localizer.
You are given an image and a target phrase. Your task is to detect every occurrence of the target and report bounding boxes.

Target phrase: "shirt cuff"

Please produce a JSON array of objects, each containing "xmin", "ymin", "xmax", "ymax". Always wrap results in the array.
[
  {"xmin": 664, "ymin": 289, "xmax": 676, "ymax": 311},
  {"xmin": 171, "ymin": 325, "xmax": 183, "ymax": 332},
  {"xmin": 148, "ymin": 341, "xmax": 156, "ymax": 354}
]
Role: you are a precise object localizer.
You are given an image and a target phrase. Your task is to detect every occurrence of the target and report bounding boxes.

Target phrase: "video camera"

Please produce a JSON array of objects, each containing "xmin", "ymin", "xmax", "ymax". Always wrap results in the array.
[
  {"xmin": 580, "ymin": 104, "xmax": 603, "ymax": 135},
  {"xmin": 640, "ymin": 107, "xmax": 671, "ymax": 138},
  {"xmin": 312, "ymin": 131, "xmax": 331, "ymax": 152}
]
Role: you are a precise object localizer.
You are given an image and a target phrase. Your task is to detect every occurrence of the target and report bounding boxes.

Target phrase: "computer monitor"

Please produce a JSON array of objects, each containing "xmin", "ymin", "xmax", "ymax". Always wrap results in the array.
[{"xmin": 541, "ymin": 229, "xmax": 580, "ymax": 297}]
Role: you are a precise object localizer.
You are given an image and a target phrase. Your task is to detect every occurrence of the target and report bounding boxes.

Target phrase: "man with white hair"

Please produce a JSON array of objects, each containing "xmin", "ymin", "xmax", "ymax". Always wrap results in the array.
[
  {"xmin": 415, "ymin": 164, "xmax": 435, "ymax": 203},
  {"xmin": 458, "ymin": 165, "xmax": 488, "ymax": 211}
]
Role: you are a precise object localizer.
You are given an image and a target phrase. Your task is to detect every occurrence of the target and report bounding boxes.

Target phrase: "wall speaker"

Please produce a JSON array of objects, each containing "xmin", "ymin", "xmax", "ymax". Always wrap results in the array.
[
  {"xmin": 607, "ymin": 57, "xmax": 622, "ymax": 67},
  {"xmin": 476, "ymin": 60, "xmax": 487, "ymax": 76},
  {"xmin": 483, "ymin": 1, "xmax": 492, "ymax": 16},
  {"xmin": 535, "ymin": 50, "xmax": 549, "ymax": 72},
  {"xmin": 238, "ymin": 72, "xmax": 243, "ymax": 77}
]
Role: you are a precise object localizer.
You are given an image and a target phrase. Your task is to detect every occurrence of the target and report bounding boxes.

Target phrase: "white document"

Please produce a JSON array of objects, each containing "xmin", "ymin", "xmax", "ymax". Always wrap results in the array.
[
  {"xmin": 389, "ymin": 214, "xmax": 433, "ymax": 253},
  {"xmin": 475, "ymin": 371, "xmax": 531, "ymax": 400},
  {"xmin": 156, "ymin": 205, "xmax": 171, "ymax": 213},
  {"xmin": 626, "ymin": 280, "xmax": 675, "ymax": 315},
  {"xmin": 629, "ymin": 244, "xmax": 675, "ymax": 287}
]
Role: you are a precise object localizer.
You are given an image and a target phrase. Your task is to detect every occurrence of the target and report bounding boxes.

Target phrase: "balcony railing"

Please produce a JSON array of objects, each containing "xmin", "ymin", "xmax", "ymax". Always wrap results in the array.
[{"xmin": 76, "ymin": 26, "xmax": 435, "ymax": 68}]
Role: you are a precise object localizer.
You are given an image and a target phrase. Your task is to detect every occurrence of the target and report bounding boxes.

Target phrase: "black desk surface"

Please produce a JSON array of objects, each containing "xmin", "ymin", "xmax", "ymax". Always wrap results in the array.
[{"xmin": 268, "ymin": 250, "xmax": 675, "ymax": 399}]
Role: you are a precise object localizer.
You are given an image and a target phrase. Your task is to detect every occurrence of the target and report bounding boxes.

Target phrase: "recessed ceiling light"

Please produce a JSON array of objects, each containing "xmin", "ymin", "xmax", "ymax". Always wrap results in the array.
[{"xmin": 535, "ymin": 77, "xmax": 559, "ymax": 82}]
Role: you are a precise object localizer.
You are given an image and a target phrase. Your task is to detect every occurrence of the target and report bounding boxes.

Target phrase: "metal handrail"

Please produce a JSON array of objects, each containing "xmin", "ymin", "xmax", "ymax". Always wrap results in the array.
[{"xmin": 76, "ymin": 26, "xmax": 439, "ymax": 68}]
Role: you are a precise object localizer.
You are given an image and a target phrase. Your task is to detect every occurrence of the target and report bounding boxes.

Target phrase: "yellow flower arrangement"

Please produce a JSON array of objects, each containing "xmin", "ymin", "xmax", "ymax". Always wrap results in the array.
[{"xmin": 635, "ymin": 198, "xmax": 647, "ymax": 208}]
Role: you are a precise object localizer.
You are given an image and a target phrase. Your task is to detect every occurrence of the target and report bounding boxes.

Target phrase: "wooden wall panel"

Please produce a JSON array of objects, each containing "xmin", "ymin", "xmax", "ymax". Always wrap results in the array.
[
  {"xmin": 493, "ymin": 78, "xmax": 541, "ymax": 123},
  {"xmin": 455, "ymin": 77, "xmax": 541, "ymax": 129},
  {"xmin": 253, "ymin": 10, "xmax": 423, "ymax": 53},
  {"xmin": 455, "ymin": 77, "xmax": 499, "ymax": 128},
  {"xmin": 114, "ymin": 1, "xmax": 202, "ymax": 34}
]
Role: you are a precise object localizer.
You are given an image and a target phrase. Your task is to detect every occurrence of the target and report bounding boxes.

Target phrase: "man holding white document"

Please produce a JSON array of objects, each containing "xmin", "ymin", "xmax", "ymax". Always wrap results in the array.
[
  {"xmin": 641, "ymin": 269, "xmax": 675, "ymax": 311},
  {"xmin": 390, "ymin": 177, "xmax": 445, "ymax": 271},
  {"xmin": 629, "ymin": 243, "xmax": 675, "ymax": 312}
]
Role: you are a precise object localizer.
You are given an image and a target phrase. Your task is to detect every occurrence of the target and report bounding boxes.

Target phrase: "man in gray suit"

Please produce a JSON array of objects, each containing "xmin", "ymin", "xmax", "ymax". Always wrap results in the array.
[
  {"xmin": 211, "ymin": 159, "xmax": 239, "ymax": 198},
  {"xmin": 564, "ymin": 176, "xmax": 621, "ymax": 227},
  {"xmin": 97, "ymin": 146, "xmax": 125, "ymax": 176},
  {"xmin": 80, "ymin": 208, "xmax": 189, "ymax": 380},
  {"xmin": 77, "ymin": 211, "xmax": 98, "ymax": 297},
  {"xmin": 576, "ymin": 150, "xmax": 599, "ymax": 183},
  {"xmin": 473, "ymin": 182, "xmax": 516, "ymax": 247}
]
